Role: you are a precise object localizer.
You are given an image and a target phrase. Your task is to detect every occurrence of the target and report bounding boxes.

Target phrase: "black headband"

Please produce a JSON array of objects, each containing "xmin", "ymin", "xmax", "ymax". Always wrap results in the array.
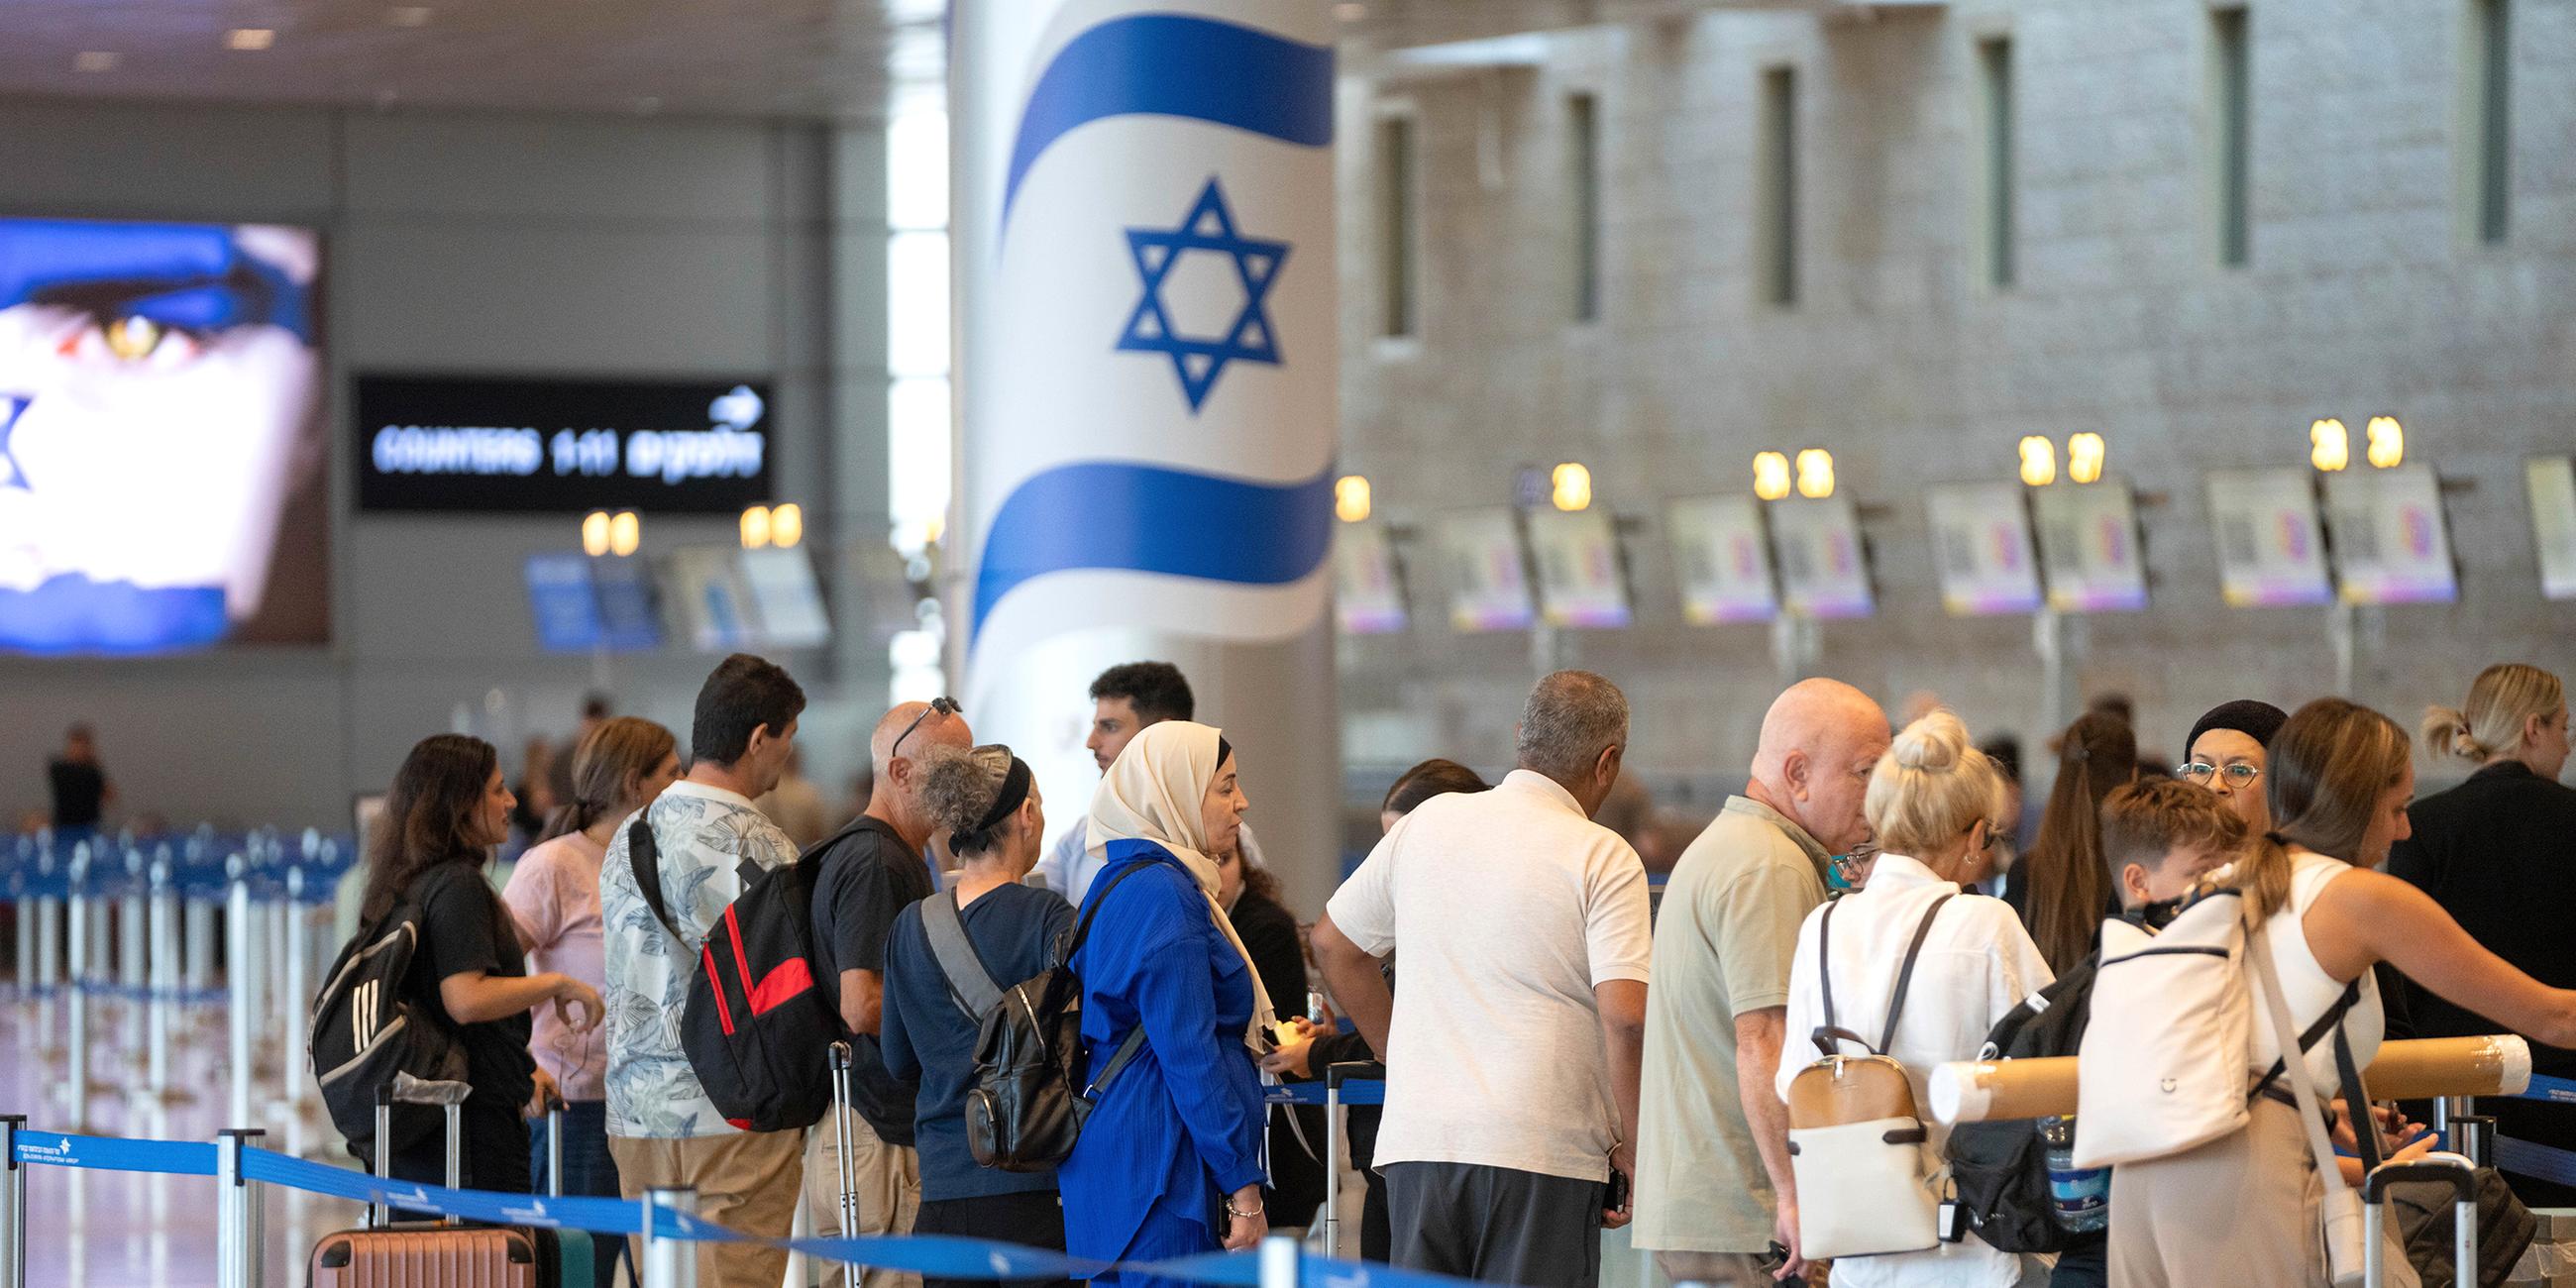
[{"xmin": 969, "ymin": 756, "xmax": 1033, "ymax": 837}]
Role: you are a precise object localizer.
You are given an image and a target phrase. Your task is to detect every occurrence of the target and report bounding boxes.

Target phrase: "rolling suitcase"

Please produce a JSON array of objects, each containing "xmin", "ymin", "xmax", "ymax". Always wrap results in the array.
[
  {"xmin": 307, "ymin": 1081, "xmax": 550, "ymax": 1287},
  {"xmin": 2366, "ymin": 1153, "xmax": 2479, "ymax": 1288}
]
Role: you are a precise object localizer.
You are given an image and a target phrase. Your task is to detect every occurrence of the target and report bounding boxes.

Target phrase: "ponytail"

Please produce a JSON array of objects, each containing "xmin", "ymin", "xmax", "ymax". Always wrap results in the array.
[
  {"xmin": 2423, "ymin": 664, "xmax": 2564, "ymax": 766},
  {"xmin": 537, "ymin": 717, "xmax": 677, "ymax": 845}
]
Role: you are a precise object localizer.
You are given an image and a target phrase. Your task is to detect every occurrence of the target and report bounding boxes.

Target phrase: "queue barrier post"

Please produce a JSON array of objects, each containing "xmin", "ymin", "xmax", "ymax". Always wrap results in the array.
[
  {"xmin": 63, "ymin": 847, "xmax": 89, "ymax": 1131},
  {"xmin": 280, "ymin": 867, "xmax": 309, "ymax": 1114},
  {"xmin": 148, "ymin": 849, "xmax": 176, "ymax": 1099},
  {"xmin": 642, "ymin": 1186, "xmax": 699, "ymax": 1288},
  {"xmin": 216, "ymin": 1127, "xmax": 268, "ymax": 1288},
  {"xmin": 120, "ymin": 848, "xmax": 148, "ymax": 1051},
  {"xmin": 1257, "ymin": 1234, "xmax": 1299, "ymax": 1288},
  {"xmin": 10, "ymin": 887, "xmax": 31, "ymax": 1009},
  {"xmin": 2, "ymin": 1115, "xmax": 26, "ymax": 1288},
  {"xmin": 227, "ymin": 860, "xmax": 256, "ymax": 1128}
]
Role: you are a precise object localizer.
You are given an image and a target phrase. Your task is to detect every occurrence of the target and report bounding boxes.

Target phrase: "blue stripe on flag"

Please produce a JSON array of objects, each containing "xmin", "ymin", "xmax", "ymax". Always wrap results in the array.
[
  {"xmin": 1003, "ymin": 14, "xmax": 1334, "ymax": 233},
  {"xmin": 971, "ymin": 461, "xmax": 1335, "ymax": 644}
]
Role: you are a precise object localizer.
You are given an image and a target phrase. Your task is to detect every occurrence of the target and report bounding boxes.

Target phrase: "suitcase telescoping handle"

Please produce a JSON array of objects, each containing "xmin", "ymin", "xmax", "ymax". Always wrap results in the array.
[
  {"xmin": 371, "ymin": 1078, "xmax": 473, "ymax": 1229},
  {"xmin": 2362, "ymin": 1151, "xmax": 2477, "ymax": 1288},
  {"xmin": 546, "ymin": 1091, "xmax": 566, "ymax": 1199},
  {"xmin": 830, "ymin": 1041, "xmax": 861, "ymax": 1278}
]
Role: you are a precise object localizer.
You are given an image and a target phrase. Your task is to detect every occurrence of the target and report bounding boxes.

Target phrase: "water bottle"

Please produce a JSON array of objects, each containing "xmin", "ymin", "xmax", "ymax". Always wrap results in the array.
[{"xmin": 2041, "ymin": 1116, "xmax": 2109, "ymax": 1233}]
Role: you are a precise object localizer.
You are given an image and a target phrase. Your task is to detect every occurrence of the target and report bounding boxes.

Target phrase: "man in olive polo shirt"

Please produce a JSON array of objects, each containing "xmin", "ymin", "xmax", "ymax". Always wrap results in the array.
[{"xmin": 1634, "ymin": 679, "xmax": 1889, "ymax": 1286}]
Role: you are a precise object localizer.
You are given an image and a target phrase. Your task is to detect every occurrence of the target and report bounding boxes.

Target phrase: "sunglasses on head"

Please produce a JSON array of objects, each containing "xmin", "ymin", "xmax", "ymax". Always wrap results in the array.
[{"xmin": 891, "ymin": 697, "xmax": 962, "ymax": 760}]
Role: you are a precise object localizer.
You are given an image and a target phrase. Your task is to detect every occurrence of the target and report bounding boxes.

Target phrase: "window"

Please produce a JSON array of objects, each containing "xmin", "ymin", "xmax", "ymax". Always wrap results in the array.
[
  {"xmin": 2468, "ymin": 0, "xmax": 2512, "ymax": 243},
  {"xmin": 2211, "ymin": 7, "xmax": 2252, "ymax": 267},
  {"xmin": 1377, "ymin": 114, "xmax": 1419, "ymax": 338},
  {"xmin": 1757, "ymin": 66, "xmax": 1799, "ymax": 306},
  {"xmin": 885, "ymin": 88, "xmax": 950, "ymax": 703},
  {"xmin": 1568, "ymin": 92, "xmax": 1601, "ymax": 322},
  {"xmin": 1978, "ymin": 37, "xmax": 2016, "ymax": 288}
]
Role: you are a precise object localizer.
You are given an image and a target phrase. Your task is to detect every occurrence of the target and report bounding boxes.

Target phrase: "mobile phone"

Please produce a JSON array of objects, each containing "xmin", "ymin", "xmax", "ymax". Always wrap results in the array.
[{"xmin": 1604, "ymin": 1155, "xmax": 1631, "ymax": 1214}]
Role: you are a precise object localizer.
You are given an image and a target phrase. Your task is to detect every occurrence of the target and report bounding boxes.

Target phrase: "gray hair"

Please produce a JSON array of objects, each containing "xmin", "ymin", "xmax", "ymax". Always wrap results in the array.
[{"xmin": 1516, "ymin": 670, "xmax": 1630, "ymax": 785}]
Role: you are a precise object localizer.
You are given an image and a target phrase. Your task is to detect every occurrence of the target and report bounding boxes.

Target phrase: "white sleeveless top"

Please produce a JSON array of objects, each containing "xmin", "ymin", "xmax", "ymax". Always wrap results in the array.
[{"xmin": 2245, "ymin": 850, "xmax": 2383, "ymax": 1088}]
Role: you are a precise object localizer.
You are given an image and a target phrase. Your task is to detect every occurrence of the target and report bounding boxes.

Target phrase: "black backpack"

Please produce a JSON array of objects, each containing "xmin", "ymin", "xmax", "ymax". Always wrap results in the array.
[
  {"xmin": 308, "ymin": 889, "xmax": 470, "ymax": 1160},
  {"xmin": 629, "ymin": 814, "xmax": 840, "ymax": 1132},
  {"xmin": 917, "ymin": 861, "xmax": 1154, "ymax": 1172},
  {"xmin": 1944, "ymin": 954, "xmax": 2101, "ymax": 1253}
]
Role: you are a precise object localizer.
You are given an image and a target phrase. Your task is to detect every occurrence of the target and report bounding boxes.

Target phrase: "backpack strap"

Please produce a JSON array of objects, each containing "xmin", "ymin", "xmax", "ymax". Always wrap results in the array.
[
  {"xmin": 1812, "ymin": 897, "xmax": 1847, "ymax": 1057},
  {"xmin": 2246, "ymin": 977, "xmax": 2361, "ymax": 1102},
  {"xmin": 1878, "ymin": 894, "xmax": 1957, "ymax": 1054},
  {"xmin": 920, "ymin": 890, "xmax": 1006, "ymax": 1020},
  {"xmin": 1061, "ymin": 858, "xmax": 1162, "ymax": 1100},
  {"xmin": 628, "ymin": 815, "xmax": 686, "ymax": 949}
]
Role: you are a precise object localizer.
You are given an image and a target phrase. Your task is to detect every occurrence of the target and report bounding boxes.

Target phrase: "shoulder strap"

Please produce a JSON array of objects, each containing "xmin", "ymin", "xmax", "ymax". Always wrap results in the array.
[
  {"xmin": 1813, "ymin": 897, "xmax": 1844, "ymax": 1056},
  {"xmin": 1878, "ymin": 894, "xmax": 1958, "ymax": 1054},
  {"xmin": 2331, "ymin": 1004, "xmax": 2386, "ymax": 1174},
  {"xmin": 1085, "ymin": 1026, "xmax": 1150, "ymax": 1099},
  {"xmin": 2247, "ymin": 925, "xmax": 2359, "ymax": 1204},
  {"xmin": 1059, "ymin": 858, "xmax": 1156, "ymax": 967},
  {"xmin": 2247, "ymin": 977, "xmax": 2361, "ymax": 1102},
  {"xmin": 628, "ymin": 815, "xmax": 684, "ymax": 947},
  {"xmin": 921, "ymin": 891, "xmax": 1006, "ymax": 1020}
]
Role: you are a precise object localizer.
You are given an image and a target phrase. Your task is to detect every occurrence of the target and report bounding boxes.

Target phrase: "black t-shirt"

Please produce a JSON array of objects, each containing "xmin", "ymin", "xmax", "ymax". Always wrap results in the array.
[
  {"xmin": 403, "ymin": 861, "xmax": 536, "ymax": 1112},
  {"xmin": 807, "ymin": 815, "xmax": 935, "ymax": 1143},
  {"xmin": 49, "ymin": 759, "xmax": 105, "ymax": 827}
]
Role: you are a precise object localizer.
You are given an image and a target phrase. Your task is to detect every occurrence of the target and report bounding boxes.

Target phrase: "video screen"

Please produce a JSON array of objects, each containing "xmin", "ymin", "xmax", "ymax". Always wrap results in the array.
[{"xmin": 0, "ymin": 218, "xmax": 327, "ymax": 654}]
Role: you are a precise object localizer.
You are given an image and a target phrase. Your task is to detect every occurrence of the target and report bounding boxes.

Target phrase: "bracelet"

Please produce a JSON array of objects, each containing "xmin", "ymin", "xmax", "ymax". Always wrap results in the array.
[{"xmin": 1225, "ymin": 1198, "xmax": 1265, "ymax": 1220}]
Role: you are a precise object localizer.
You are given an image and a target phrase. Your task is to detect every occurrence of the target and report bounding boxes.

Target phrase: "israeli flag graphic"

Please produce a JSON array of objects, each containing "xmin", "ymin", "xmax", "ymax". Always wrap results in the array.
[{"xmin": 955, "ymin": 2, "xmax": 1338, "ymax": 798}]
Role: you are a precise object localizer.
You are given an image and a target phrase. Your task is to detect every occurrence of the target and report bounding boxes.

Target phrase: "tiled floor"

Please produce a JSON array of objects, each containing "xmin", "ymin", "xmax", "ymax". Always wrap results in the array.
[{"xmin": 2, "ymin": 993, "xmax": 368, "ymax": 1287}]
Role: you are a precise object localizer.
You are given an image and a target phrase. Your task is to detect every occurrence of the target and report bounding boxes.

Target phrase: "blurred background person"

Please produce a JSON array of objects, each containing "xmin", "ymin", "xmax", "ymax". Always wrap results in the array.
[
  {"xmin": 2006, "ymin": 711, "xmax": 2136, "ymax": 975},
  {"xmin": 758, "ymin": 745, "xmax": 833, "ymax": 850},
  {"xmin": 505, "ymin": 715, "xmax": 679, "ymax": 1288},
  {"xmin": 2391, "ymin": 663, "xmax": 2576, "ymax": 1206},
  {"xmin": 880, "ymin": 744, "xmax": 1074, "ymax": 1288},
  {"xmin": 46, "ymin": 721, "xmax": 112, "ymax": 829},
  {"xmin": 1032, "ymin": 660, "xmax": 1200, "ymax": 904}
]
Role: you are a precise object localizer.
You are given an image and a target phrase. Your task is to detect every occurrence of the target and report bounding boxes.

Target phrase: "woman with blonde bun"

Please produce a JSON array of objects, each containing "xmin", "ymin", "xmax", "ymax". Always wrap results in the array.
[
  {"xmin": 2388, "ymin": 664, "xmax": 2576, "ymax": 1205},
  {"xmin": 1775, "ymin": 710, "xmax": 2052, "ymax": 1287}
]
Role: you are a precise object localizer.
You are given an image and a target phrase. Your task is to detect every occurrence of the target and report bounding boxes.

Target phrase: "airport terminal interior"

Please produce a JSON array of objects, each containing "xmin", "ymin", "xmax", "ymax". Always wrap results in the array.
[{"xmin": 6, "ymin": 0, "xmax": 2576, "ymax": 1285}]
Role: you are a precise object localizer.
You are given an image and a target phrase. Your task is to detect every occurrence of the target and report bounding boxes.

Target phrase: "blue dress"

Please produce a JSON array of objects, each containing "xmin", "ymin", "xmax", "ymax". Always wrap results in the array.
[{"xmin": 1057, "ymin": 841, "xmax": 1267, "ymax": 1286}]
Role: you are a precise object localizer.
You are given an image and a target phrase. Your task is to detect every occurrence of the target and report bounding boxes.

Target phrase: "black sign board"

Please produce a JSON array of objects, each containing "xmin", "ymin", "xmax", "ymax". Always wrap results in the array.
[{"xmin": 355, "ymin": 374, "xmax": 775, "ymax": 513}]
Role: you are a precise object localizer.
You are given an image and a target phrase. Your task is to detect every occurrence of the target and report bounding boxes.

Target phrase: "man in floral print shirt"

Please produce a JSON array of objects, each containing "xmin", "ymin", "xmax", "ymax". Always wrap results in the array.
[{"xmin": 601, "ymin": 653, "xmax": 805, "ymax": 1288}]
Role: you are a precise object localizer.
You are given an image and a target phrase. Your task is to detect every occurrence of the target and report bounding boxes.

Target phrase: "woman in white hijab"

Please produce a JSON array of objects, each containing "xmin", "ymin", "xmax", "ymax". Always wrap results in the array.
[{"xmin": 1057, "ymin": 720, "xmax": 1275, "ymax": 1286}]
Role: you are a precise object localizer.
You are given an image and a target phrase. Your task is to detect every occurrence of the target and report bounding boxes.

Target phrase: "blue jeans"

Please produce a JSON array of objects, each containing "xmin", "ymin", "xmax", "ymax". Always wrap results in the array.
[{"xmin": 531, "ymin": 1099, "xmax": 626, "ymax": 1288}]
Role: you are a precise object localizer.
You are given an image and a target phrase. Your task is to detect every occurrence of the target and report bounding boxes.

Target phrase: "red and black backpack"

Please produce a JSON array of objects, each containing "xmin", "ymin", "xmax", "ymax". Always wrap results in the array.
[{"xmin": 629, "ymin": 815, "xmax": 838, "ymax": 1131}]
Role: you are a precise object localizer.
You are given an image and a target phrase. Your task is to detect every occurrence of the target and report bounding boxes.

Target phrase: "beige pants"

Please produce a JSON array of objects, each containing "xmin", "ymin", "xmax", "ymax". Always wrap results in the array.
[
  {"xmin": 804, "ymin": 1109, "xmax": 922, "ymax": 1288},
  {"xmin": 1653, "ymin": 1250, "xmax": 1828, "ymax": 1287},
  {"xmin": 2106, "ymin": 1097, "xmax": 2417, "ymax": 1288},
  {"xmin": 609, "ymin": 1128, "xmax": 805, "ymax": 1288}
]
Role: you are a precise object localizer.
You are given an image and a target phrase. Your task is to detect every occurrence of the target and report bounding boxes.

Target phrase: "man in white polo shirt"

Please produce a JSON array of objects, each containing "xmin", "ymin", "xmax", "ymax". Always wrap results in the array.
[{"xmin": 1313, "ymin": 670, "xmax": 1654, "ymax": 1288}]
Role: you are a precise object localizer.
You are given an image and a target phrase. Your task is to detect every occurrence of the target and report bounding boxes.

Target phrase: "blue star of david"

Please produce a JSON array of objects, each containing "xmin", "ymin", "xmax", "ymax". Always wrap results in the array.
[
  {"xmin": 1115, "ymin": 178, "xmax": 1290, "ymax": 413},
  {"xmin": 0, "ymin": 395, "xmax": 30, "ymax": 490}
]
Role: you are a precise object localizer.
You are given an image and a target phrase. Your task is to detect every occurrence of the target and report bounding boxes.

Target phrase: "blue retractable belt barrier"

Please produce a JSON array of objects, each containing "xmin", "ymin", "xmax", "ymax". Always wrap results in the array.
[
  {"xmin": 1268, "ymin": 1080, "xmax": 1384, "ymax": 1107},
  {"xmin": 2516, "ymin": 1074, "xmax": 2576, "ymax": 1105},
  {"xmin": 12, "ymin": 1130, "xmax": 217, "ymax": 1176},
  {"xmin": 2490, "ymin": 1075, "xmax": 2576, "ymax": 1186},
  {"xmin": 5, "ymin": 1117, "xmax": 1498, "ymax": 1288}
]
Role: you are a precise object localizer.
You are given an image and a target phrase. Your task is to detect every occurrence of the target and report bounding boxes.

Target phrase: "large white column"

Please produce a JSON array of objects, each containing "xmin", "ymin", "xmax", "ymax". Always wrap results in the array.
[{"xmin": 952, "ymin": 2, "xmax": 1342, "ymax": 911}]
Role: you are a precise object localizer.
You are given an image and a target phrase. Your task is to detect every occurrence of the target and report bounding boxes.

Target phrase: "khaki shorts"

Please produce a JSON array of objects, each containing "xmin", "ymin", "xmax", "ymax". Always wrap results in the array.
[
  {"xmin": 804, "ymin": 1110, "xmax": 922, "ymax": 1288},
  {"xmin": 609, "ymin": 1128, "xmax": 805, "ymax": 1288}
]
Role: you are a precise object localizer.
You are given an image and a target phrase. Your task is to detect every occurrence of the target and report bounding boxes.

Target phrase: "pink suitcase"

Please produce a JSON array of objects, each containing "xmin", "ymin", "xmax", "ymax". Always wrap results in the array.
[{"xmin": 306, "ymin": 1085, "xmax": 549, "ymax": 1287}]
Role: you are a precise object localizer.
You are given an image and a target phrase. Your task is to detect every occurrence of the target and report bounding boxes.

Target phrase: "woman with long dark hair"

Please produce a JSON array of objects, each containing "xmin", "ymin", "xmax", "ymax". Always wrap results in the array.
[
  {"xmin": 2108, "ymin": 698, "xmax": 2576, "ymax": 1286},
  {"xmin": 2005, "ymin": 711, "xmax": 2136, "ymax": 975},
  {"xmin": 361, "ymin": 733, "xmax": 603, "ymax": 1193},
  {"xmin": 503, "ymin": 717, "xmax": 677, "ymax": 1283}
]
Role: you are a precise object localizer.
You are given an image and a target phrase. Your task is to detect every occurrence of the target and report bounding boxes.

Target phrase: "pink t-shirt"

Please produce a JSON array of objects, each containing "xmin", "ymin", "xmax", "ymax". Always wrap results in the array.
[{"xmin": 502, "ymin": 830, "xmax": 610, "ymax": 1102}]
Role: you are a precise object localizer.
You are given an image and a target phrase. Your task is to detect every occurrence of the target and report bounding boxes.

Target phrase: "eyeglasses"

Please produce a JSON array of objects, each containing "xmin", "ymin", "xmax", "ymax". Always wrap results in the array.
[
  {"xmin": 892, "ymin": 697, "xmax": 961, "ymax": 759},
  {"xmin": 2178, "ymin": 761, "xmax": 2261, "ymax": 789}
]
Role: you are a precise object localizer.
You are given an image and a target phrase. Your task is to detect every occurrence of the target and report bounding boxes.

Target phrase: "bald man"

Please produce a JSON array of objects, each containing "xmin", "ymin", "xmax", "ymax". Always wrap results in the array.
[
  {"xmin": 801, "ymin": 699, "xmax": 973, "ymax": 1288},
  {"xmin": 1632, "ymin": 679, "xmax": 1890, "ymax": 1286}
]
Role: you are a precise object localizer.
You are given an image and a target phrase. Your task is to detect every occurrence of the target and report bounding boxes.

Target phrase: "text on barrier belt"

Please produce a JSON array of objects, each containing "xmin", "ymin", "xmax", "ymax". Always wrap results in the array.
[{"xmin": 1267, "ymin": 1080, "xmax": 1384, "ymax": 1106}]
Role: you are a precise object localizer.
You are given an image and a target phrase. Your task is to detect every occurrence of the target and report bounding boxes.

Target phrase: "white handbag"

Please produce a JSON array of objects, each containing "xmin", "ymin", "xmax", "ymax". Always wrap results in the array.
[{"xmin": 1784, "ymin": 895, "xmax": 1953, "ymax": 1260}]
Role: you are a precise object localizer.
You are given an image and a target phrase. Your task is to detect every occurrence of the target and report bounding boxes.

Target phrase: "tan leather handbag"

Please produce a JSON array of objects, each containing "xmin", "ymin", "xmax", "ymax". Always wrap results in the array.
[{"xmin": 1785, "ymin": 894, "xmax": 1954, "ymax": 1260}]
